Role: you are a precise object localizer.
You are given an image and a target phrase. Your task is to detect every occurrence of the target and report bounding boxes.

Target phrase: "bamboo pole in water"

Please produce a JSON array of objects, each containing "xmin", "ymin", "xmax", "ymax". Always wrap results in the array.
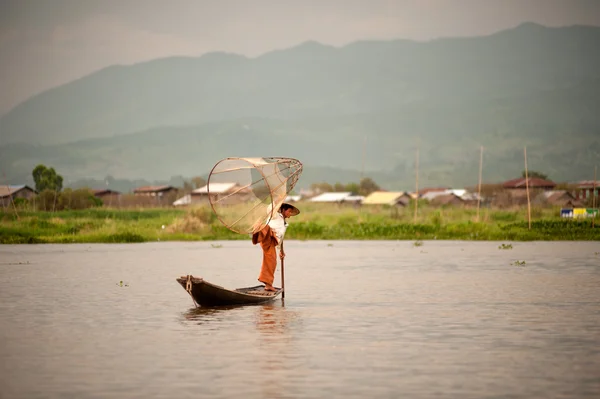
[
  {"xmin": 524, "ymin": 147, "xmax": 531, "ymax": 230},
  {"xmin": 477, "ymin": 146, "xmax": 483, "ymax": 222},
  {"xmin": 414, "ymin": 145, "xmax": 419, "ymax": 224}
]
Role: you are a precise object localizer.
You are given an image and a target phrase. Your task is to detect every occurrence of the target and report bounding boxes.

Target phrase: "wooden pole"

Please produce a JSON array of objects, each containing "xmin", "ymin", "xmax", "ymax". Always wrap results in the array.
[
  {"xmin": 280, "ymin": 241, "xmax": 285, "ymax": 299},
  {"xmin": 360, "ymin": 136, "xmax": 366, "ymax": 180},
  {"xmin": 524, "ymin": 147, "xmax": 531, "ymax": 230},
  {"xmin": 4, "ymin": 184, "xmax": 20, "ymax": 220},
  {"xmin": 477, "ymin": 145, "xmax": 483, "ymax": 222},
  {"xmin": 593, "ymin": 166, "xmax": 597, "ymax": 228},
  {"xmin": 1, "ymin": 184, "xmax": 7, "ymax": 211},
  {"xmin": 414, "ymin": 145, "xmax": 419, "ymax": 224}
]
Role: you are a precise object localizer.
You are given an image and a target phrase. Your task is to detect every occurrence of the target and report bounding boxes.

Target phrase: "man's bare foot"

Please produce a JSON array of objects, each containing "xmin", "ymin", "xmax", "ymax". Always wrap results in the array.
[{"xmin": 264, "ymin": 286, "xmax": 277, "ymax": 292}]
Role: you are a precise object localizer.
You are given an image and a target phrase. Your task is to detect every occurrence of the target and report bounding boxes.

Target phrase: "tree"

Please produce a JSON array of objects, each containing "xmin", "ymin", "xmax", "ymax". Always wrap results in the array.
[
  {"xmin": 32, "ymin": 164, "xmax": 63, "ymax": 192},
  {"xmin": 310, "ymin": 182, "xmax": 333, "ymax": 193},
  {"xmin": 522, "ymin": 170, "xmax": 548, "ymax": 180},
  {"xmin": 191, "ymin": 176, "xmax": 206, "ymax": 189},
  {"xmin": 182, "ymin": 181, "xmax": 194, "ymax": 194},
  {"xmin": 344, "ymin": 182, "xmax": 360, "ymax": 194},
  {"xmin": 358, "ymin": 177, "xmax": 380, "ymax": 196},
  {"xmin": 333, "ymin": 182, "xmax": 346, "ymax": 192}
]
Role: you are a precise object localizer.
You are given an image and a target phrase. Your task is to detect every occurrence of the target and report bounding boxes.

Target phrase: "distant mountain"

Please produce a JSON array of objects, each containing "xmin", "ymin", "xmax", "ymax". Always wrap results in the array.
[
  {"xmin": 1, "ymin": 23, "xmax": 599, "ymax": 189},
  {"xmin": 2, "ymin": 23, "xmax": 599, "ymax": 145}
]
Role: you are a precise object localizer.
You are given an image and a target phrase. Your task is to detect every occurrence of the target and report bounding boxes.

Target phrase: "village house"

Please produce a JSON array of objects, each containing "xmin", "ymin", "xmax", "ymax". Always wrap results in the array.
[
  {"xmin": 494, "ymin": 177, "xmax": 557, "ymax": 207},
  {"xmin": 362, "ymin": 191, "xmax": 412, "ymax": 207},
  {"xmin": 193, "ymin": 182, "xmax": 246, "ymax": 204},
  {"xmin": 502, "ymin": 177, "xmax": 556, "ymax": 191},
  {"xmin": 418, "ymin": 187, "xmax": 451, "ymax": 196},
  {"xmin": 92, "ymin": 189, "xmax": 121, "ymax": 206},
  {"xmin": 173, "ymin": 182, "xmax": 247, "ymax": 206},
  {"xmin": 429, "ymin": 193, "xmax": 465, "ymax": 206},
  {"xmin": 133, "ymin": 185, "xmax": 177, "ymax": 197},
  {"xmin": 309, "ymin": 192, "xmax": 364, "ymax": 205},
  {"xmin": 570, "ymin": 180, "xmax": 598, "ymax": 203},
  {"xmin": 420, "ymin": 189, "xmax": 475, "ymax": 207},
  {"xmin": 133, "ymin": 185, "xmax": 178, "ymax": 206},
  {"xmin": 533, "ymin": 190, "xmax": 583, "ymax": 208},
  {"xmin": 0, "ymin": 185, "xmax": 37, "ymax": 207}
]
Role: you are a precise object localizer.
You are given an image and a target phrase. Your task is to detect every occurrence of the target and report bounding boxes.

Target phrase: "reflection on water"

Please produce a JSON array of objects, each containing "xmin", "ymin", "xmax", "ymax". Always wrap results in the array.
[
  {"xmin": 183, "ymin": 305, "xmax": 248, "ymax": 324},
  {"xmin": 182, "ymin": 301, "xmax": 298, "ymax": 331},
  {"xmin": 182, "ymin": 301, "xmax": 303, "ymax": 399},
  {"xmin": 254, "ymin": 302, "xmax": 298, "ymax": 335},
  {"xmin": 0, "ymin": 241, "xmax": 599, "ymax": 399}
]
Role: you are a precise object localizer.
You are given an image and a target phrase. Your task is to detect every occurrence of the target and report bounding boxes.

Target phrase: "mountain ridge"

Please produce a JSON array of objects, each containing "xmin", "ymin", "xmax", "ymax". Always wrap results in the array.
[
  {"xmin": 2, "ymin": 22, "xmax": 599, "ymax": 145},
  {"xmin": 1, "ymin": 23, "xmax": 599, "ymax": 190}
]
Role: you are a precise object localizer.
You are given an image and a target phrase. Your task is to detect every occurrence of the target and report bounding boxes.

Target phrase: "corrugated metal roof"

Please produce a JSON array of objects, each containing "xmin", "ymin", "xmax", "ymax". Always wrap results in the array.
[
  {"xmin": 362, "ymin": 191, "xmax": 408, "ymax": 205},
  {"xmin": 421, "ymin": 191, "xmax": 448, "ymax": 200},
  {"xmin": 193, "ymin": 182, "xmax": 238, "ymax": 194},
  {"xmin": 418, "ymin": 187, "xmax": 450, "ymax": 195},
  {"xmin": 309, "ymin": 192, "xmax": 353, "ymax": 202},
  {"xmin": 422, "ymin": 189, "xmax": 472, "ymax": 200}
]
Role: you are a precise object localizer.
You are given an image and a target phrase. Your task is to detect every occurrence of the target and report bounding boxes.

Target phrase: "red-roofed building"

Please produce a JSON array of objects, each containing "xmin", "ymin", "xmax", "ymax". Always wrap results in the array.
[{"xmin": 570, "ymin": 180, "xmax": 598, "ymax": 201}]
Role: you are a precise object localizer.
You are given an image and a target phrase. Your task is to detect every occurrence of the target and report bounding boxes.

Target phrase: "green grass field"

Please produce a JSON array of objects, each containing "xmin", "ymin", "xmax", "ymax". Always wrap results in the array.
[{"xmin": 1, "ymin": 203, "xmax": 598, "ymax": 243}]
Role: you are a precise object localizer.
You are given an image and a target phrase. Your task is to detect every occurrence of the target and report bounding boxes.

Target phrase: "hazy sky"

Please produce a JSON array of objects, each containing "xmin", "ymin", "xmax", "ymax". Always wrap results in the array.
[{"xmin": 1, "ymin": 0, "xmax": 599, "ymax": 115}]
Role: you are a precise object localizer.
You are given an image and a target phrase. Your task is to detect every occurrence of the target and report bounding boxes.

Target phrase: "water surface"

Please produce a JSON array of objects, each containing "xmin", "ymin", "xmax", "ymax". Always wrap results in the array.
[{"xmin": 1, "ymin": 241, "xmax": 599, "ymax": 398}]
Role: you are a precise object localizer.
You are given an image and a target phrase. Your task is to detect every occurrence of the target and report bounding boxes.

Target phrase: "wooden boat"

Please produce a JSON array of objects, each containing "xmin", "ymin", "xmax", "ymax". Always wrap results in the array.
[{"xmin": 176, "ymin": 275, "xmax": 282, "ymax": 307}]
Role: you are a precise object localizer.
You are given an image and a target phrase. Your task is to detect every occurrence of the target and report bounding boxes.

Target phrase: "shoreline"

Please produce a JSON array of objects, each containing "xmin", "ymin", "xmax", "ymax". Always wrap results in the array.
[{"xmin": 1, "ymin": 206, "xmax": 598, "ymax": 244}]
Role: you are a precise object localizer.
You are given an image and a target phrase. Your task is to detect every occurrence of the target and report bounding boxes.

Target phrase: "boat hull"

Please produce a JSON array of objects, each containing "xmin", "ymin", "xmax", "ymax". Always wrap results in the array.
[{"xmin": 176, "ymin": 275, "xmax": 282, "ymax": 307}]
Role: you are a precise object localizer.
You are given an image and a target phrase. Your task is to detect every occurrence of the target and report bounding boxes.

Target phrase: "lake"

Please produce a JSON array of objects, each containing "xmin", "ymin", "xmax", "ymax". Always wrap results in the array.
[{"xmin": 1, "ymin": 241, "xmax": 599, "ymax": 398}]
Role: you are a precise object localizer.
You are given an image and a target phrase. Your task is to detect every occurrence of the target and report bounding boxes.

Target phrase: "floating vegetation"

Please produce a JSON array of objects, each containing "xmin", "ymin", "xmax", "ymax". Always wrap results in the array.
[
  {"xmin": 211, "ymin": 244, "xmax": 223, "ymax": 248},
  {"xmin": 498, "ymin": 243, "xmax": 513, "ymax": 250},
  {"xmin": 327, "ymin": 243, "xmax": 333, "ymax": 247},
  {"xmin": 413, "ymin": 240, "xmax": 423, "ymax": 247},
  {"xmin": 512, "ymin": 260, "xmax": 526, "ymax": 266},
  {"xmin": 116, "ymin": 280, "xmax": 129, "ymax": 287}
]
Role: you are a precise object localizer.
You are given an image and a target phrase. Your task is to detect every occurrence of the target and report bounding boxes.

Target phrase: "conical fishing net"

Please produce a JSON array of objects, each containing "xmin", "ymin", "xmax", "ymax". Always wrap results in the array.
[{"xmin": 207, "ymin": 157, "xmax": 303, "ymax": 234}]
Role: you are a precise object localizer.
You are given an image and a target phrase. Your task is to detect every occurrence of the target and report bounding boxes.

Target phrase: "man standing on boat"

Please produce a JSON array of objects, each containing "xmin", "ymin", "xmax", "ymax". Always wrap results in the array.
[{"xmin": 252, "ymin": 203, "xmax": 300, "ymax": 292}]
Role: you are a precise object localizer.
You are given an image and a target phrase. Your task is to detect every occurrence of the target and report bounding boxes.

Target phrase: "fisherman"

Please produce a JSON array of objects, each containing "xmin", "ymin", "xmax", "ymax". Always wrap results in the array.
[{"xmin": 252, "ymin": 203, "xmax": 300, "ymax": 292}]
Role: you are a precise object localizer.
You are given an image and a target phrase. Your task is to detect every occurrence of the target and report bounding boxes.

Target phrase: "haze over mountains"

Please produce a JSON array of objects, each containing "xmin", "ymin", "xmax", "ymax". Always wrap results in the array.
[{"xmin": 1, "ymin": 22, "xmax": 599, "ymax": 191}]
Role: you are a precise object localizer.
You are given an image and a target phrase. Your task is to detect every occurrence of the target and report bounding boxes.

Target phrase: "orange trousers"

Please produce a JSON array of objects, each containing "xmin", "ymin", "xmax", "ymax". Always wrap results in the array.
[{"xmin": 253, "ymin": 225, "xmax": 278, "ymax": 286}]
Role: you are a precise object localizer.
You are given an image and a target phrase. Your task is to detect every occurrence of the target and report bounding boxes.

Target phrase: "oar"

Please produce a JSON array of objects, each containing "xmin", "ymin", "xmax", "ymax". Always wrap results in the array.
[{"xmin": 280, "ymin": 241, "xmax": 285, "ymax": 299}]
